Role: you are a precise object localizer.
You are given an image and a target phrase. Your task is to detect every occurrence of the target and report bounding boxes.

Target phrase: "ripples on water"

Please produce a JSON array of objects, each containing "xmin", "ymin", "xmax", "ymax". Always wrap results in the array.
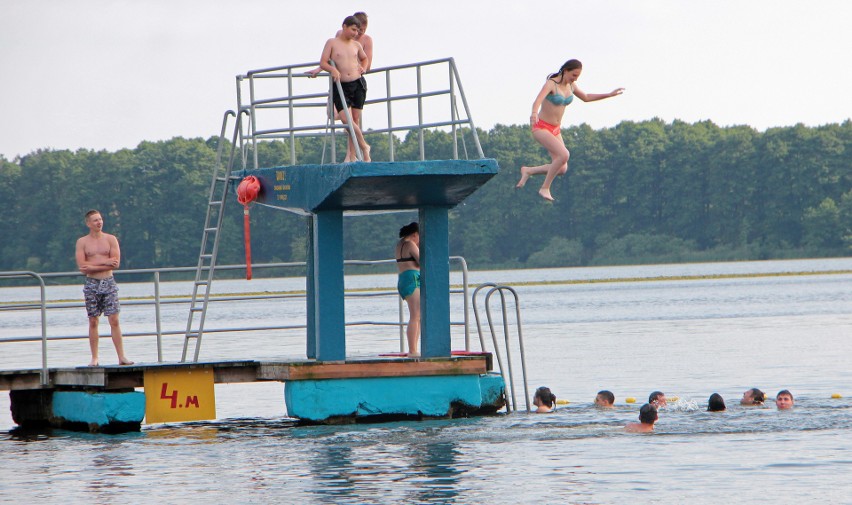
[{"xmin": 1, "ymin": 259, "xmax": 851, "ymax": 503}]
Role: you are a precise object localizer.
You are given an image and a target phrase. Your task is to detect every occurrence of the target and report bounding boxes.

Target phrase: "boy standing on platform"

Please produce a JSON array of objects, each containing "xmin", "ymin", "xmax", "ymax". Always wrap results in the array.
[{"xmin": 318, "ymin": 15, "xmax": 371, "ymax": 162}]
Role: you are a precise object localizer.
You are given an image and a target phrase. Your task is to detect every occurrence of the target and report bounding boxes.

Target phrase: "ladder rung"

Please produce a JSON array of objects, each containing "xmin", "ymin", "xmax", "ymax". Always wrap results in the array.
[
  {"xmin": 216, "ymin": 176, "xmax": 228, "ymax": 182},
  {"xmin": 189, "ymin": 307, "xmax": 204, "ymax": 312},
  {"xmin": 209, "ymin": 201, "xmax": 223, "ymax": 206},
  {"xmin": 204, "ymin": 227, "xmax": 218, "ymax": 232},
  {"xmin": 185, "ymin": 333, "xmax": 200, "ymax": 339},
  {"xmin": 200, "ymin": 254, "xmax": 213, "ymax": 259},
  {"xmin": 195, "ymin": 280, "xmax": 209, "ymax": 286}
]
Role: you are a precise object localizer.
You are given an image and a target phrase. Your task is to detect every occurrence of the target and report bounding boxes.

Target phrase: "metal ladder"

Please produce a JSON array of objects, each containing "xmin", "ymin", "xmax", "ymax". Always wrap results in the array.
[
  {"xmin": 181, "ymin": 110, "xmax": 241, "ymax": 362},
  {"xmin": 472, "ymin": 283, "xmax": 530, "ymax": 413}
]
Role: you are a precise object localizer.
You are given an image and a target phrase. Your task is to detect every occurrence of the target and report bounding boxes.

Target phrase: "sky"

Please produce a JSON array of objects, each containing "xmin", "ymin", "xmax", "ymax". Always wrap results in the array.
[{"xmin": 1, "ymin": 0, "xmax": 851, "ymax": 160}]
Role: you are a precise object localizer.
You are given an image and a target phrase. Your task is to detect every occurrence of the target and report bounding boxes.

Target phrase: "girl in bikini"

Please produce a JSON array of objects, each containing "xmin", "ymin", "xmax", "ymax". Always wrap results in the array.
[
  {"xmin": 395, "ymin": 222, "xmax": 421, "ymax": 357},
  {"xmin": 517, "ymin": 59, "xmax": 625, "ymax": 201}
]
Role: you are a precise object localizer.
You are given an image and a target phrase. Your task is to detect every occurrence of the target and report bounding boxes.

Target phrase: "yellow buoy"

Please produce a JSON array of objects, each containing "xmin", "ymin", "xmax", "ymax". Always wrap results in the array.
[
  {"xmin": 625, "ymin": 397, "xmax": 636, "ymax": 403},
  {"xmin": 668, "ymin": 396, "xmax": 679, "ymax": 402},
  {"xmin": 831, "ymin": 393, "xmax": 842, "ymax": 399},
  {"xmin": 556, "ymin": 399, "xmax": 570, "ymax": 405}
]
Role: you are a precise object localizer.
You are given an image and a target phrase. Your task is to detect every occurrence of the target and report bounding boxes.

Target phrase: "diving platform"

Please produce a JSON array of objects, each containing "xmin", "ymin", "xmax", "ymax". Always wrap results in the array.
[
  {"xmin": 1, "ymin": 58, "xmax": 514, "ymax": 433},
  {"xmin": 240, "ymin": 159, "xmax": 498, "ymax": 213}
]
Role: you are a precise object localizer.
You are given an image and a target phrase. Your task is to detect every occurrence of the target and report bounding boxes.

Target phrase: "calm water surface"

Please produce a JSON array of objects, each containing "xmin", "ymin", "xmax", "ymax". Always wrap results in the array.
[{"xmin": 1, "ymin": 259, "xmax": 851, "ymax": 504}]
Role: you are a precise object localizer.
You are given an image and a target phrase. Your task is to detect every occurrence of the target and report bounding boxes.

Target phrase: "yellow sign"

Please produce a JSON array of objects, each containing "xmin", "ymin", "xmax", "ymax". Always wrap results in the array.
[{"xmin": 144, "ymin": 368, "xmax": 216, "ymax": 424}]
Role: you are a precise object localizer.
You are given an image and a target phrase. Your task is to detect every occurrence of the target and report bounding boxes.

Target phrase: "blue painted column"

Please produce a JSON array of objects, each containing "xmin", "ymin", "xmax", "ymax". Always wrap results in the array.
[
  {"xmin": 306, "ymin": 216, "xmax": 316, "ymax": 359},
  {"xmin": 312, "ymin": 210, "xmax": 346, "ymax": 361},
  {"xmin": 419, "ymin": 206, "xmax": 451, "ymax": 357}
]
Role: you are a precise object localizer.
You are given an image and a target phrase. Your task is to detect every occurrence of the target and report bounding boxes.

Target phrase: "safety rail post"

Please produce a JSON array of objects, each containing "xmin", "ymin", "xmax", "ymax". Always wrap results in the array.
[
  {"xmin": 386, "ymin": 69, "xmax": 395, "ymax": 161},
  {"xmin": 0, "ymin": 272, "xmax": 49, "ymax": 385},
  {"xmin": 329, "ymin": 60, "xmax": 364, "ymax": 162},
  {"xmin": 449, "ymin": 58, "xmax": 485, "ymax": 159}
]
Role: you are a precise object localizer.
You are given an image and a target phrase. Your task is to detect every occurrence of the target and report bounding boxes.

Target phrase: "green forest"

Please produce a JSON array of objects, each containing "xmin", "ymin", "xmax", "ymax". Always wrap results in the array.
[{"xmin": 1, "ymin": 118, "xmax": 850, "ymax": 277}]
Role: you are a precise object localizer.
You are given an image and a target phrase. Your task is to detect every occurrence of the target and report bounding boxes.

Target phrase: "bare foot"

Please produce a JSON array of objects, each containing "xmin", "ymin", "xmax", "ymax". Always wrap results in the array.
[
  {"xmin": 88, "ymin": 360, "xmax": 99, "ymax": 367},
  {"xmin": 119, "ymin": 360, "xmax": 134, "ymax": 366},
  {"xmin": 538, "ymin": 188, "xmax": 555, "ymax": 202},
  {"xmin": 342, "ymin": 156, "xmax": 352, "ymax": 163},
  {"xmin": 407, "ymin": 352, "xmax": 420, "ymax": 358},
  {"xmin": 362, "ymin": 144, "xmax": 371, "ymax": 162},
  {"xmin": 516, "ymin": 167, "xmax": 530, "ymax": 188}
]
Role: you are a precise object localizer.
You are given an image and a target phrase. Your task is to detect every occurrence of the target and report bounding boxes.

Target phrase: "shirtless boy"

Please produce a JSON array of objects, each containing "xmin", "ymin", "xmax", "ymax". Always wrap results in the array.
[
  {"xmin": 625, "ymin": 403, "xmax": 658, "ymax": 433},
  {"xmin": 75, "ymin": 209, "xmax": 132, "ymax": 366},
  {"xmin": 318, "ymin": 15, "xmax": 371, "ymax": 162}
]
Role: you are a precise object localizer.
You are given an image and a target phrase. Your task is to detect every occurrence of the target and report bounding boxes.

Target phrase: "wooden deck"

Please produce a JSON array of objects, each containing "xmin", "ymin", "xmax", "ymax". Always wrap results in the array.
[{"xmin": 0, "ymin": 353, "xmax": 493, "ymax": 391}]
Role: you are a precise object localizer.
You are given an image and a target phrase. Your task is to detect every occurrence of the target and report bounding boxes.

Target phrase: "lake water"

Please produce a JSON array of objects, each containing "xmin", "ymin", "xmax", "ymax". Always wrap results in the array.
[{"xmin": 1, "ymin": 258, "xmax": 851, "ymax": 504}]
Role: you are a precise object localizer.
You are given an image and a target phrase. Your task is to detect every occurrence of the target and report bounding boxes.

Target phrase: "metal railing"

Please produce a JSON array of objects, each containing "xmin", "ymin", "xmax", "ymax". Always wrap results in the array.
[
  {"xmin": 236, "ymin": 57, "xmax": 485, "ymax": 169},
  {"xmin": 0, "ymin": 257, "xmax": 472, "ymax": 384},
  {"xmin": 472, "ymin": 283, "xmax": 529, "ymax": 413}
]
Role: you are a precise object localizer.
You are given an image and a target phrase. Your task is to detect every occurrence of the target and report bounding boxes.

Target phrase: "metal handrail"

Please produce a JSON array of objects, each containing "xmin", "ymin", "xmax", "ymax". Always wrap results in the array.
[
  {"xmin": 236, "ymin": 57, "xmax": 485, "ymax": 167},
  {"xmin": 472, "ymin": 283, "xmax": 529, "ymax": 413},
  {"xmin": 0, "ymin": 257, "xmax": 472, "ymax": 368},
  {"xmin": 0, "ymin": 271, "xmax": 48, "ymax": 385}
]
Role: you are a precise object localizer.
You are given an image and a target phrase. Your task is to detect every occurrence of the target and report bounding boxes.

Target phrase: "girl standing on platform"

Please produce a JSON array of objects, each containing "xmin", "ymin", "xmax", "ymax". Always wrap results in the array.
[
  {"xmin": 517, "ymin": 59, "xmax": 624, "ymax": 201},
  {"xmin": 395, "ymin": 222, "xmax": 421, "ymax": 357}
]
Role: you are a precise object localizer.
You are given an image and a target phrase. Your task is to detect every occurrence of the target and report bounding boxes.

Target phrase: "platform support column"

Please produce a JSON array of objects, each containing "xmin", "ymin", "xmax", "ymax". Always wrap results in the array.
[
  {"xmin": 419, "ymin": 206, "xmax": 451, "ymax": 358},
  {"xmin": 306, "ymin": 216, "xmax": 317, "ymax": 359},
  {"xmin": 309, "ymin": 211, "xmax": 346, "ymax": 361}
]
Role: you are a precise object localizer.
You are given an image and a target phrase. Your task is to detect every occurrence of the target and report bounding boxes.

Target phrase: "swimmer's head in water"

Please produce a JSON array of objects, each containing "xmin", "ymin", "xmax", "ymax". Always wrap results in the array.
[
  {"xmin": 534, "ymin": 386, "xmax": 556, "ymax": 408},
  {"xmin": 776, "ymin": 390, "xmax": 794, "ymax": 410},
  {"xmin": 649, "ymin": 391, "xmax": 666, "ymax": 407},
  {"xmin": 707, "ymin": 393, "xmax": 726, "ymax": 412},
  {"xmin": 741, "ymin": 388, "xmax": 765, "ymax": 405},
  {"xmin": 639, "ymin": 403, "xmax": 658, "ymax": 424},
  {"xmin": 595, "ymin": 390, "xmax": 615, "ymax": 407}
]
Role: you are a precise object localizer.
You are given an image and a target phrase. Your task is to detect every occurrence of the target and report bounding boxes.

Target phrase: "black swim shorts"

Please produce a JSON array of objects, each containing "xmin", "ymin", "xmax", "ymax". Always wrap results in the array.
[{"xmin": 332, "ymin": 77, "xmax": 367, "ymax": 112}]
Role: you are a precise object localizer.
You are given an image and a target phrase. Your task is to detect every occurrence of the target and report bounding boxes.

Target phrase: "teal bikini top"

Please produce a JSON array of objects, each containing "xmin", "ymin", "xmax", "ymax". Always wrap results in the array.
[
  {"xmin": 545, "ymin": 81, "xmax": 574, "ymax": 106},
  {"xmin": 545, "ymin": 92, "xmax": 574, "ymax": 106}
]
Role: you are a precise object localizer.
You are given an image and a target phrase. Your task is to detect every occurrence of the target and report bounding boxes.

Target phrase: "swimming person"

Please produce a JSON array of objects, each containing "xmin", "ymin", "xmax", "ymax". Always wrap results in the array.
[
  {"xmin": 395, "ymin": 222, "xmax": 420, "ymax": 357},
  {"xmin": 649, "ymin": 391, "xmax": 667, "ymax": 409},
  {"xmin": 516, "ymin": 59, "xmax": 624, "ymax": 201},
  {"xmin": 740, "ymin": 388, "xmax": 766, "ymax": 406},
  {"xmin": 775, "ymin": 390, "xmax": 795, "ymax": 410},
  {"xmin": 533, "ymin": 386, "xmax": 557, "ymax": 413},
  {"xmin": 595, "ymin": 390, "xmax": 615, "ymax": 408},
  {"xmin": 707, "ymin": 393, "xmax": 726, "ymax": 412},
  {"xmin": 625, "ymin": 403, "xmax": 658, "ymax": 433}
]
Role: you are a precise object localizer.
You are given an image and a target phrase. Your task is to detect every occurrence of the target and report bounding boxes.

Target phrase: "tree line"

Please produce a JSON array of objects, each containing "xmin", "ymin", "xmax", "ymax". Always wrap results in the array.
[{"xmin": 1, "ymin": 118, "xmax": 850, "ymax": 278}]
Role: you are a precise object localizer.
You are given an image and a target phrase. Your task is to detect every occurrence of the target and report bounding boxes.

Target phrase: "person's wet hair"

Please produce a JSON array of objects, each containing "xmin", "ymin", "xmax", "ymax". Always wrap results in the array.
[
  {"xmin": 342, "ymin": 15, "xmax": 361, "ymax": 28},
  {"xmin": 749, "ymin": 388, "xmax": 765, "ymax": 404},
  {"xmin": 777, "ymin": 389, "xmax": 793, "ymax": 401},
  {"xmin": 534, "ymin": 386, "xmax": 556, "ymax": 408},
  {"xmin": 548, "ymin": 59, "xmax": 582, "ymax": 82},
  {"xmin": 353, "ymin": 11, "xmax": 368, "ymax": 25},
  {"xmin": 649, "ymin": 391, "xmax": 665, "ymax": 404},
  {"xmin": 597, "ymin": 390, "xmax": 614, "ymax": 405},
  {"xmin": 639, "ymin": 403, "xmax": 658, "ymax": 424},
  {"xmin": 707, "ymin": 393, "xmax": 726, "ymax": 412},
  {"xmin": 399, "ymin": 222, "xmax": 418, "ymax": 238}
]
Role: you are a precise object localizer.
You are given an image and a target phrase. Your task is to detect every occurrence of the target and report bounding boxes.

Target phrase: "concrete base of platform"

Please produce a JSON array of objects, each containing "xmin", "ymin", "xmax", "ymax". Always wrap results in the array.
[
  {"xmin": 10, "ymin": 389, "xmax": 145, "ymax": 434},
  {"xmin": 285, "ymin": 372, "xmax": 506, "ymax": 424}
]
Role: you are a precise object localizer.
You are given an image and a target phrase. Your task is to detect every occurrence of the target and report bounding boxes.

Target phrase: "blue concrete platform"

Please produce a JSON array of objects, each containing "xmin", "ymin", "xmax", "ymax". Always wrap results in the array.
[{"xmin": 235, "ymin": 159, "xmax": 499, "ymax": 214}]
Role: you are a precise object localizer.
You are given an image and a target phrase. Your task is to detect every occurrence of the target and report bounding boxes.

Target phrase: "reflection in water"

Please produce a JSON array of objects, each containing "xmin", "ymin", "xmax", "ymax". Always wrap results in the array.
[{"xmin": 407, "ymin": 441, "xmax": 460, "ymax": 503}]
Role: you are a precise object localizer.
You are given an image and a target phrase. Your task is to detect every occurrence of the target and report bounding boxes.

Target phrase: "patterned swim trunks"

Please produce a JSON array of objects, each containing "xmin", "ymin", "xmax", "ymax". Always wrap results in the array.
[{"xmin": 83, "ymin": 277, "xmax": 121, "ymax": 318}]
